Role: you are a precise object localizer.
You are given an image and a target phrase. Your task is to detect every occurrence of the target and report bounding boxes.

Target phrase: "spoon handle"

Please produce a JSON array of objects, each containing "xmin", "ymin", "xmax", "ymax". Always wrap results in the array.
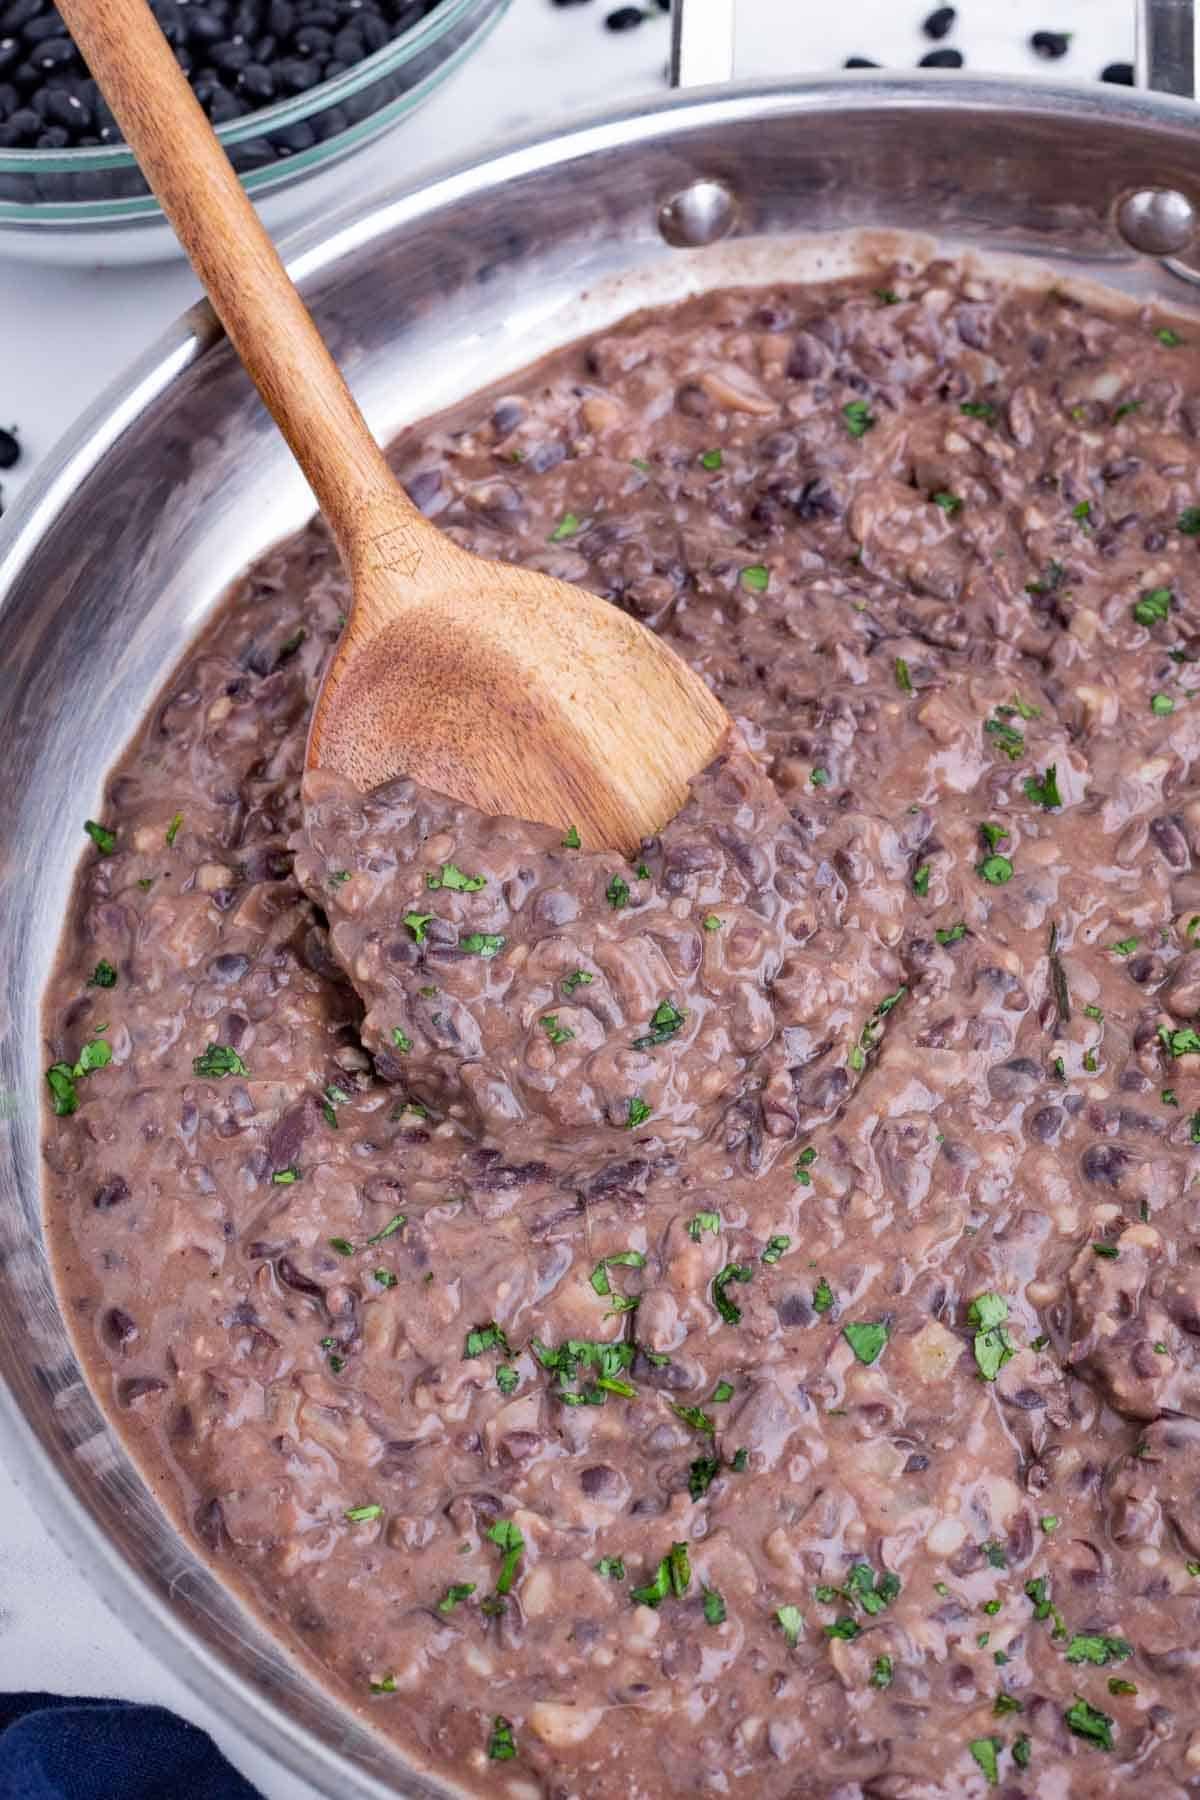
[{"xmin": 55, "ymin": 0, "xmax": 418, "ymax": 566}]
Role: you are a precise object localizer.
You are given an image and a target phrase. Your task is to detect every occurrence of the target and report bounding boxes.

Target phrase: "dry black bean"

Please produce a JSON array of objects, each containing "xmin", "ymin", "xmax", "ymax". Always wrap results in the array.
[
  {"xmin": 1101, "ymin": 61, "xmax": 1134, "ymax": 85},
  {"xmin": 919, "ymin": 47, "xmax": 963, "ymax": 68},
  {"xmin": 922, "ymin": 6, "xmax": 955, "ymax": 38},
  {"xmin": 1030, "ymin": 30, "xmax": 1071, "ymax": 59}
]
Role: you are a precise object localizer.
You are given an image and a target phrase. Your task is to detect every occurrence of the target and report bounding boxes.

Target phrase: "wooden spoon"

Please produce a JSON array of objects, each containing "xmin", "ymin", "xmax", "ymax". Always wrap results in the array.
[{"xmin": 56, "ymin": 0, "xmax": 729, "ymax": 851}]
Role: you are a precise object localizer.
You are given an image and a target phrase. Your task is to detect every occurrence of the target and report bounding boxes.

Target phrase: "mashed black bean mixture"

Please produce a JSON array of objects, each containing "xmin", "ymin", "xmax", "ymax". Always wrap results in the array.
[{"xmin": 43, "ymin": 262, "xmax": 1200, "ymax": 1797}]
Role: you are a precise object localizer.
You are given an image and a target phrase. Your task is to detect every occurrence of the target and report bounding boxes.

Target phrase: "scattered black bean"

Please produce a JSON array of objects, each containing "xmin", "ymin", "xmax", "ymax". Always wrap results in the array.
[
  {"xmin": 0, "ymin": 0, "xmax": 448, "ymax": 143},
  {"xmin": 604, "ymin": 4, "xmax": 643, "ymax": 28},
  {"xmin": 922, "ymin": 6, "xmax": 956, "ymax": 39},
  {"xmin": 919, "ymin": 47, "xmax": 963, "ymax": 68},
  {"xmin": 1101, "ymin": 61, "xmax": 1134, "ymax": 85},
  {"xmin": 844, "ymin": 56, "xmax": 880, "ymax": 68},
  {"xmin": 0, "ymin": 424, "xmax": 19, "ymax": 469},
  {"xmin": 1030, "ymin": 30, "xmax": 1071, "ymax": 60}
]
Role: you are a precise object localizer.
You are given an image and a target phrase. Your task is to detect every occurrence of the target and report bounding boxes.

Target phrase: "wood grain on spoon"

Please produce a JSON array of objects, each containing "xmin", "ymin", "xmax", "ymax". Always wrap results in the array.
[{"xmin": 56, "ymin": 0, "xmax": 729, "ymax": 850}]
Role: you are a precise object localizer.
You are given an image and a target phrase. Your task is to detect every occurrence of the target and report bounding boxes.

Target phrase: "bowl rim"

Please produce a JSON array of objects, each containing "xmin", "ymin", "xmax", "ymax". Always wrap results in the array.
[
  {"xmin": 0, "ymin": 0, "xmax": 486, "ymax": 174},
  {"xmin": 3, "ymin": 68, "xmax": 1200, "ymax": 1799}
]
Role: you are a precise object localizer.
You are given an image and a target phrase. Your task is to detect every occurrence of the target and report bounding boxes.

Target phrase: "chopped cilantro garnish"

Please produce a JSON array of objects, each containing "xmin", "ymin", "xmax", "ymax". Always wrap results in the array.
[
  {"xmin": 1151, "ymin": 693, "xmax": 1175, "ymax": 716},
  {"xmin": 1110, "ymin": 936, "xmax": 1139, "ymax": 956},
  {"xmin": 561, "ymin": 825, "xmax": 581, "ymax": 849},
  {"xmin": 633, "ymin": 998, "xmax": 685, "ymax": 1049},
  {"xmin": 848, "ymin": 986, "xmax": 906, "ymax": 1070},
  {"xmin": 83, "ymin": 819, "xmax": 116, "ymax": 855},
  {"xmin": 1066, "ymin": 1634, "xmax": 1132, "ymax": 1665},
  {"xmin": 328, "ymin": 1237, "xmax": 354, "ymax": 1257},
  {"xmin": 980, "ymin": 821, "xmax": 1008, "ymax": 850},
  {"xmin": 870, "ymin": 1654, "xmax": 894, "ymax": 1687},
  {"xmin": 365, "ymin": 1212, "xmax": 406, "ymax": 1245},
  {"xmin": 687, "ymin": 1210, "xmax": 721, "ymax": 1240},
  {"xmin": 589, "ymin": 1249, "xmax": 646, "ymax": 1301},
  {"xmin": 373, "ymin": 1268, "xmax": 398, "ymax": 1289},
  {"xmin": 426, "ymin": 862, "xmax": 485, "ymax": 892},
  {"xmin": 549, "ymin": 512, "xmax": 581, "ymax": 541},
  {"xmin": 271, "ymin": 1166, "xmax": 299, "ymax": 1185},
  {"xmin": 762, "ymin": 1235, "xmax": 791, "ymax": 1265},
  {"xmin": 740, "ymin": 564, "xmax": 770, "ymax": 593},
  {"xmin": 968, "ymin": 1292, "xmax": 1015, "ymax": 1382},
  {"xmin": 1179, "ymin": 507, "xmax": 1200, "ymax": 535},
  {"xmin": 793, "ymin": 1145, "xmax": 817, "ymax": 1184},
  {"xmin": 562, "ymin": 968, "xmax": 593, "ymax": 994},
  {"xmin": 689, "ymin": 1456, "xmax": 721, "ymax": 1499},
  {"xmin": 672, "ymin": 1403, "xmax": 715, "ymax": 1436},
  {"xmin": 464, "ymin": 1322, "xmax": 512, "ymax": 1359},
  {"xmin": 606, "ymin": 874, "xmax": 630, "ymax": 910},
  {"xmin": 960, "ymin": 400, "xmax": 996, "ymax": 420},
  {"xmin": 1093, "ymin": 1242, "xmax": 1119, "ymax": 1260},
  {"xmin": 88, "ymin": 960, "xmax": 117, "ymax": 989},
  {"xmin": 700, "ymin": 448, "xmax": 723, "ymax": 470},
  {"xmin": 825, "ymin": 1616, "xmax": 861, "ymax": 1640},
  {"xmin": 459, "ymin": 931, "xmax": 505, "ymax": 957},
  {"xmin": 369, "ymin": 1674, "xmax": 395, "ymax": 1694},
  {"xmin": 1041, "ymin": 1515, "xmax": 1059, "ymax": 1533},
  {"xmin": 630, "ymin": 1542, "xmax": 691, "ymax": 1607},
  {"xmin": 843, "ymin": 1320, "xmax": 888, "ymax": 1365},
  {"xmin": 810, "ymin": 766, "xmax": 831, "ymax": 787},
  {"xmin": 702, "ymin": 913, "xmax": 722, "ymax": 931},
  {"xmin": 703, "ymin": 1586, "xmax": 726, "ymax": 1625},
  {"xmin": 711, "ymin": 1379, "xmax": 734, "ymax": 1403},
  {"xmin": 541, "ymin": 1013, "xmax": 575, "ymax": 1046},
  {"xmin": 437, "ymin": 1582, "xmax": 475, "ymax": 1612},
  {"xmin": 45, "ymin": 1032, "xmax": 113, "ymax": 1116},
  {"xmin": 1160, "ymin": 1024, "xmax": 1200, "ymax": 1057},
  {"xmin": 487, "ymin": 1716, "xmax": 516, "ymax": 1760},
  {"xmin": 165, "ymin": 812, "xmax": 183, "ymax": 847},
  {"xmin": 595, "ymin": 1556, "xmax": 625, "ymax": 1579},
  {"xmin": 1157, "ymin": 326, "xmax": 1183, "ymax": 347},
  {"xmin": 813, "ymin": 1277, "xmax": 834, "ymax": 1314},
  {"xmin": 1133, "ymin": 587, "xmax": 1172, "ymax": 625},
  {"xmin": 403, "ymin": 911, "xmax": 434, "ymax": 943},
  {"xmin": 1065, "ymin": 1696, "xmax": 1114, "ymax": 1750},
  {"xmin": 912, "ymin": 862, "xmax": 931, "ymax": 897},
  {"xmin": 192, "ymin": 1043, "xmax": 247, "ymax": 1078},
  {"xmin": 977, "ymin": 853, "xmax": 1014, "ymax": 885},
  {"xmin": 626, "ymin": 1095, "xmax": 651, "ymax": 1130},
  {"xmin": 1023, "ymin": 764, "xmax": 1062, "ymax": 809},
  {"xmin": 985, "ymin": 714, "xmax": 1025, "ymax": 760},
  {"xmin": 486, "ymin": 1518, "xmax": 524, "ymax": 1600},
  {"xmin": 712, "ymin": 1261, "xmax": 753, "ymax": 1324},
  {"xmin": 843, "ymin": 399, "xmax": 875, "ymax": 438},
  {"xmin": 775, "ymin": 1604, "xmax": 804, "ymax": 1647},
  {"xmin": 935, "ymin": 922, "xmax": 967, "ymax": 945},
  {"xmin": 345, "ymin": 1503, "xmax": 382, "ymax": 1523},
  {"xmin": 969, "ymin": 1738, "xmax": 1000, "ymax": 1785},
  {"xmin": 895, "ymin": 656, "xmax": 913, "ymax": 693},
  {"xmin": 932, "ymin": 491, "xmax": 962, "ymax": 514}
]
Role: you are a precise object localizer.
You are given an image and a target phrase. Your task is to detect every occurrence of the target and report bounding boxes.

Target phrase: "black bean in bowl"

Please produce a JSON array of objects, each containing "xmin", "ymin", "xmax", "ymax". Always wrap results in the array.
[{"xmin": 0, "ymin": 0, "xmax": 508, "ymax": 214}]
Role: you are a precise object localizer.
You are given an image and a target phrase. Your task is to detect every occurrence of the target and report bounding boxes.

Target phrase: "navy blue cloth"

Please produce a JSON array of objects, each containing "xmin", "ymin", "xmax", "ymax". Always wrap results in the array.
[{"xmin": 0, "ymin": 1695, "xmax": 261, "ymax": 1800}]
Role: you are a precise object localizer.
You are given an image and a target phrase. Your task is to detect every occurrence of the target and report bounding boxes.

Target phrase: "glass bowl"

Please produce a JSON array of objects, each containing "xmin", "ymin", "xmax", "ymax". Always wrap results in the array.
[{"xmin": 0, "ymin": 0, "xmax": 510, "ymax": 260}]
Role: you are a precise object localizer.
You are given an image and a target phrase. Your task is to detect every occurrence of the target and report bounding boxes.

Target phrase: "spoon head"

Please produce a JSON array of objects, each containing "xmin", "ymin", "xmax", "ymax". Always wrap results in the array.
[{"xmin": 306, "ymin": 555, "xmax": 730, "ymax": 852}]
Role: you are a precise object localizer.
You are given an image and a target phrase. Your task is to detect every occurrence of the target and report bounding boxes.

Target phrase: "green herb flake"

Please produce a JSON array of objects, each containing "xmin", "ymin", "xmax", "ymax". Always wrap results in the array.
[
  {"xmin": 969, "ymin": 1738, "xmax": 1000, "ymax": 1786},
  {"xmin": 895, "ymin": 656, "xmax": 913, "ymax": 693},
  {"xmin": 702, "ymin": 913, "xmax": 723, "ymax": 931},
  {"xmin": 1111, "ymin": 936, "xmax": 1139, "ymax": 957},
  {"xmin": 1072, "ymin": 499, "xmax": 1091, "ymax": 522},
  {"xmin": 843, "ymin": 399, "xmax": 875, "ymax": 438},
  {"xmin": 541, "ymin": 1013, "xmax": 575, "ymax": 1047},
  {"xmin": 271, "ymin": 1166, "xmax": 300, "ymax": 1185},
  {"xmin": 762, "ymin": 1235, "xmax": 791, "ymax": 1265},
  {"xmin": 464, "ymin": 1322, "xmax": 512, "ymax": 1360},
  {"xmin": 365, "ymin": 1212, "xmax": 406, "ymax": 1245},
  {"xmin": 977, "ymin": 854, "xmax": 1014, "ymax": 886},
  {"xmin": 813, "ymin": 1277, "xmax": 835, "ymax": 1314},
  {"xmin": 345, "ymin": 1503, "xmax": 382, "ymax": 1523},
  {"xmin": 968, "ymin": 1292, "xmax": 1015, "ymax": 1382},
  {"xmin": 632, "ymin": 997, "xmax": 686, "ymax": 1049},
  {"xmin": 606, "ymin": 874, "xmax": 630, "ymax": 910},
  {"xmin": 369, "ymin": 1674, "xmax": 396, "ymax": 1694},
  {"xmin": 712, "ymin": 1261, "xmax": 753, "ymax": 1325},
  {"xmin": 426, "ymin": 861, "xmax": 486, "ymax": 892},
  {"xmin": 373, "ymin": 1268, "xmax": 398, "ymax": 1290},
  {"xmin": 933, "ymin": 490, "xmax": 963, "ymax": 515},
  {"xmin": 88, "ymin": 960, "xmax": 117, "ymax": 989},
  {"xmin": 687, "ymin": 1210, "xmax": 721, "ymax": 1240},
  {"xmin": 561, "ymin": 825, "xmax": 581, "ymax": 849},
  {"xmin": 700, "ymin": 448, "xmax": 723, "ymax": 471},
  {"xmin": 912, "ymin": 862, "xmax": 931, "ymax": 897},
  {"xmin": 626, "ymin": 1095, "xmax": 651, "ymax": 1130},
  {"xmin": 165, "ymin": 812, "xmax": 183, "ymax": 847},
  {"xmin": 810, "ymin": 766, "xmax": 831, "ymax": 787},
  {"xmin": 1065, "ymin": 1634, "xmax": 1132, "ymax": 1666},
  {"xmin": 1065, "ymin": 1696, "xmax": 1114, "ymax": 1750},
  {"xmin": 1157, "ymin": 326, "xmax": 1183, "ymax": 347},
  {"xmin": 994, "ymin": 1692, "xmax": 1022, "ymax": 1716},
  {"xmin": 1040, "ymin": 1514, "xmax": 1059, "ymax": 1533},
  {"xmin": 935, "ymin": 922, "xmax": 968, "ymax": 945},
  {"xmin": 793, "ymin": 1144, "xmax": 817, "ymax": 1185},
  {"xmin": 875, "ymin": 288, "xmax": 900, "ymax": 305},
  {"xmin": 776, "ymin": 1604, "xmax": 804, "ymax": 1647},
  {"xmin": 562, "ymin": 968, "xmax": 594, "ymax": 995},
  {"xmin": 486, "ymin": 1517, "xmax": 525, "ymax": 1600},
  {"xmin": 985, "ymin": 715, "xmax": 1025, "ymax": 761},
  {"xmin": 403, "ymin": 911, "xmax": 434, "ymax": 944},
  {"xmin": 1024, "ymin": 764, "xmax": 1062, "ymax": 809},
  {"xmin": 1160, "ymin": 1024, "xmax": 1200, "ymax": 1058},
  {"xmin": 83, "ymin": 819, "xmax": 116, "ymax": 855},
  {"xmin": 487, "ymin": 1716, "xmax": 516, "ymax": 1761},
  {"xmin": 960, "ymin": 400, "xmax": 996, "ymax": 420},
  {"xmin": 843, "ymin": 1320, "xmax": 888, "ymax": 1365},
  {"xmin": 740, "ymin": 563, "xmax": 770, "ymax": 593},
  {"xmin": 328, "ymin": 1237, "xmax": 354, "ymax": 1257},
  {"xmin": 437, "ymin": 1582, "xmax": 475, "ymax": 1613},
  {"xmin": 596, "ymin": 1556, "xmax": 625, "ymax": 1579},
  {"xmin": 192, "ymin": 1043, "xmax": 247, "ymax": 1079},
  {"xmin": 1109, "ymin": 1678, "xmax": 1138, "ymax": 1696},
  {"xmin": 980, "ymin": 822, "xmax": 1009, "ymax": 850},
  {"xmin": 825, "ymin": 1615, "xmax": 861, "ymax": 1640},
  {"xmin": 1178, "ymin": 507, "xmax": 1200, "ymax": 535},
  {"xmin": 711, "ymin": 1379, "xmax": 734, "ymax": 1403},
  {"xmin": 549, "ymin": 512, "xmax": 581, "ymax": 542},
  {"xmin": 703, "ymin": 1586, "xmax": 726, "ymax": 1625},
  {"xmin": 1133, "ymin": 587, "xmax": 1172, "ymax": 626},
  {"xmin": 1151, "ymin": 692, "xmax": 1175, "ymax": 716}
]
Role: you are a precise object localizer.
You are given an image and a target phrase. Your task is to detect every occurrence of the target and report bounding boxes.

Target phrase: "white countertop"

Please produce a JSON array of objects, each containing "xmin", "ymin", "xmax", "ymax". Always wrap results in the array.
[{"xmin": 0, "ymin": 1, "xmax": 1136, "ymax": 1794}]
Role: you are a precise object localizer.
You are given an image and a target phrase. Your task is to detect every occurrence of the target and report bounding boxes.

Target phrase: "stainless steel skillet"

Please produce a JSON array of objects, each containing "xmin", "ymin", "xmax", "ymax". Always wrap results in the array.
[{"xmin": 1, "ymin": 2, "xmax": 1199, "ymax": 1795}]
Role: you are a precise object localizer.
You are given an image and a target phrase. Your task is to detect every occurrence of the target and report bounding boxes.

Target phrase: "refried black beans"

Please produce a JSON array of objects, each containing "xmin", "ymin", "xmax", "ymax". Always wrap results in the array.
[{"xmin": 42, "ymin": 262, "xmax": 1200, "ymax": 1796}]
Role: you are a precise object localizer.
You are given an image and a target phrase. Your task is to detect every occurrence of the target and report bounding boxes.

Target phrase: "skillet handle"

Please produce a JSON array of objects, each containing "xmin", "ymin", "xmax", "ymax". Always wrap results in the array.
[
  {"xmin": 670, "ymin": 0, "xmax": 735, "ymax": 88},
  {"xmin": 1138, "ymin": 0, "xmax": 1196, "ymax": 97}
]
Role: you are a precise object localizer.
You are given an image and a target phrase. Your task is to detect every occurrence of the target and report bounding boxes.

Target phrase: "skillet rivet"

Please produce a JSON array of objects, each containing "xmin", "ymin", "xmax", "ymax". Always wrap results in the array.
[
  {"xmin": 1116, "ymin": 188, "xmax": 1196, "ymax": 256},
  {"xmin": 658, "ymin": 179, "xmax": 737, "ymax": 248}
]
